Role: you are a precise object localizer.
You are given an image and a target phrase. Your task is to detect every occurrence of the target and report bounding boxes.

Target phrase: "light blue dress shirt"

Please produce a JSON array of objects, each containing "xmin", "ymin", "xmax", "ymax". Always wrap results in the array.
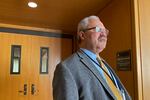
[{"xmin": 80, "ymin": 48, "xmax": 107, "ymax": 81}]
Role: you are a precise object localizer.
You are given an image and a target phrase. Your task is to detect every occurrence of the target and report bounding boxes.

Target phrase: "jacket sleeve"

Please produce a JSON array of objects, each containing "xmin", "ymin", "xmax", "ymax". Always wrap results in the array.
[{"xmin": 52, "ymin": 63, "xmax": 79, "ymax": 100}]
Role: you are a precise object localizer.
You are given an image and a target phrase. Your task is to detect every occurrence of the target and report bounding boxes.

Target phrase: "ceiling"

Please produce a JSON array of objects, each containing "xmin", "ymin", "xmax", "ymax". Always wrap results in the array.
[{"xmin": 0, "ymin": 0, "xmax": 111, "ymax": 33}]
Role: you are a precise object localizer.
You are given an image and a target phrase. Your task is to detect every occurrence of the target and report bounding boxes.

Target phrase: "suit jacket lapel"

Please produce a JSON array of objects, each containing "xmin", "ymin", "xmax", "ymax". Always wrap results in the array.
[{"xmin": 77, "ymin": 50, "xmax": 116, "ymax": 99}]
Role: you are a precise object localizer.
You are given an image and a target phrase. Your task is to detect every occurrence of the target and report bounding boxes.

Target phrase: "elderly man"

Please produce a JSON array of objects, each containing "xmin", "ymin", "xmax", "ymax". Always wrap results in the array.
[{"xmin": 53, "ymin": 15, "xmax": 131, "ymax": 100}]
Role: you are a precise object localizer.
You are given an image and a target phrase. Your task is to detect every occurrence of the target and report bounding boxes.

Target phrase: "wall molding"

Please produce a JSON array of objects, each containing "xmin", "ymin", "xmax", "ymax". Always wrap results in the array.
[{"xmin": 0, "ymin": 23, "xmax": 73, "ymax": 39}]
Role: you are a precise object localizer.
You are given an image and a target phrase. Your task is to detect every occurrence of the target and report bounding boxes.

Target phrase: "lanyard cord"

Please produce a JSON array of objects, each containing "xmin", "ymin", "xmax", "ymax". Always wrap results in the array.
[{"xmin": 80, "ymin": 49, "xmax": 116, "ymax": 86}]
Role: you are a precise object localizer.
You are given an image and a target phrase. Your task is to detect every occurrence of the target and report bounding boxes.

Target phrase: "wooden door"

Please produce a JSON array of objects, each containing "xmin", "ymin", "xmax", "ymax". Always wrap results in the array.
[
  {"xmin": 29, "ymin": 36, "xmax": 73, "ymax": 100},
  {"xmin": 0, "ymin": 33, "xmax": 31, "ymax": 100},
  {"xmin": 0, "ymin": 33, "xmax": 73, "ymax": 100}
]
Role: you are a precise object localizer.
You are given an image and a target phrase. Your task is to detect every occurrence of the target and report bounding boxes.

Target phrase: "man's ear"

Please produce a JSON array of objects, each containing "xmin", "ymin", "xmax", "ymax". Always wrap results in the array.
[{"xmin": 79, "ymin": 31, "xmax": 85, "ymax": 40}]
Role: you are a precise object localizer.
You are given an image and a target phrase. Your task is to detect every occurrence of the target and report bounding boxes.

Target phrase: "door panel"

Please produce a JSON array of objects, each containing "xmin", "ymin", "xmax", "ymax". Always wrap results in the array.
[
  {"xmin": 0, "ymin": 33, "xmax": 30, "ymax": 100},
  {"xmin": 29, "ymin": 36, "xmax": 51, "ymax": 100},
  {"xmin": 0, "ymin": 33, "xmax": 73, "ymax": 100},
  {"xmin": 29, "ymin": 36, "xmax": 72, "ymax": 100}
]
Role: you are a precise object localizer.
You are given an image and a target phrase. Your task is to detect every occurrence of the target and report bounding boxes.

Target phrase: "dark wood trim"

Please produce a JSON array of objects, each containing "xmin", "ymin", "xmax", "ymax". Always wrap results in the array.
[{"xmin": 0, "ymin": 27, "xmax": 73, "ymax": 39}]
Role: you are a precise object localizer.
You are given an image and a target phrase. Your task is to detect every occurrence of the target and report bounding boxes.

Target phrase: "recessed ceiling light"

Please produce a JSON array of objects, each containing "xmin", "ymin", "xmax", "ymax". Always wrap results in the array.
[{"xmin": 28, "ymin": 2, "xmax": 37, "ymax": 8}]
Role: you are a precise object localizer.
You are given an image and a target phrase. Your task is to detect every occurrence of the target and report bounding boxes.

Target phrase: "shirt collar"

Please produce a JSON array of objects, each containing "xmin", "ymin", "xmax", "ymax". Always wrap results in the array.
[{"xmin": 80, "ymin": 48, "xmax": 97, "ymax": 61}]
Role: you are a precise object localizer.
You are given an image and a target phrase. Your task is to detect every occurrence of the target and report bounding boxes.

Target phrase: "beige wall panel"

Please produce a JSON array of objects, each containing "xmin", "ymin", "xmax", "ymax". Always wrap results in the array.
[{"xmin": 138, "ymin": 0, "xmax": 150, "ymax": 99}]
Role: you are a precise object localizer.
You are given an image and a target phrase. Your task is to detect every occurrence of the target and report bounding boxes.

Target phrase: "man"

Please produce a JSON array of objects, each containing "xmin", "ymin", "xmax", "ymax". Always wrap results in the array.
[{"xmin": 53, "ymin": 15, "xmax": 131, "ymax": 100}]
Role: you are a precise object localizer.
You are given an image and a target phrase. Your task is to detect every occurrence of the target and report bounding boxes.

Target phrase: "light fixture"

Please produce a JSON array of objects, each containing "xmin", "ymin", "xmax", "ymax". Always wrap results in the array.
[{"xmin": 28, "ymin": 2, "xmax": 37, "ymax": 8}]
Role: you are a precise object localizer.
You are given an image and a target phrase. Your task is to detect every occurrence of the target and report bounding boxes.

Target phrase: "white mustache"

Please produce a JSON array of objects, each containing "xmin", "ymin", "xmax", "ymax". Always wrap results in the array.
[{"xmin": 98, "ymin": 36, "xmax": 107, "ymax": 41}]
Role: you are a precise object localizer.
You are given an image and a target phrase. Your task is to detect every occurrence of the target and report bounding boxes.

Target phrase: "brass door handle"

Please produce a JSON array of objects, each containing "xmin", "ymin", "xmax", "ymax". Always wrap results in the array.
[
  {"xmin": 18, "ymin": 84, "xmax": 27, "ymax": 95},
  {"xmin": 31, "ymin": 84, "xmax": 36, "ymax": 95}
]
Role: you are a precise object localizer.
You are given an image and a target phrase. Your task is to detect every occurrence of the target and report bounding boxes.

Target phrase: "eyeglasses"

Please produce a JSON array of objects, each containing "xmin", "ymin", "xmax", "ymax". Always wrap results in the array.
[{"xmin": 81, "ymin": 26, "xmax": 109, "ymax": 35}]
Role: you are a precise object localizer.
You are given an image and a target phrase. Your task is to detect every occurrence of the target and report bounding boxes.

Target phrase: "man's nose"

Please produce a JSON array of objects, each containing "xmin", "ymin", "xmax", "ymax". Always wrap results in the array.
[{"xmin": 99, "ymin": 31, "xmax": 107, "ymax": 37}]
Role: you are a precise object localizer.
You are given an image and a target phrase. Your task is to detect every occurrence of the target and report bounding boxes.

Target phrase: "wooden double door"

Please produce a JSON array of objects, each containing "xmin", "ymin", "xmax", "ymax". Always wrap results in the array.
[{"xmin": 0, "ymin": 32, "xmax": 73, "ymax": 100}]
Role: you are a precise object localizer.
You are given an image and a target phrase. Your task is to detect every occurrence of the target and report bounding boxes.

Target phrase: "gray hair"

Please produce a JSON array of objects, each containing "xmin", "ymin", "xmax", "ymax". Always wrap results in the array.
[
  {"xmin": 77, "ymin": 15, "xmax": 100, "ymax": 42},
  {"xmin": 77, "ymin": 15, "xmax": 100, "ymax": 33}
]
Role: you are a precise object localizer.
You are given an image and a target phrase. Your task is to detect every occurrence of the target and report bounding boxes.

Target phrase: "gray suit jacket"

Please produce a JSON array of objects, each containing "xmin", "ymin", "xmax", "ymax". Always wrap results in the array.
[{"xmin": 53, "ymin": 50, "xmax": 131, "ymax": 100}]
